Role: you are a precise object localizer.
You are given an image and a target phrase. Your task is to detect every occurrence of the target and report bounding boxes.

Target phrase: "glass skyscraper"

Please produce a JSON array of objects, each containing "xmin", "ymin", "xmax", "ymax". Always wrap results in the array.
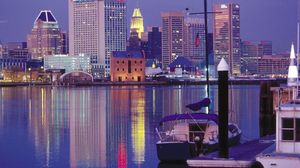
[{"xmin": 213, "ymin": 3, "xmax": 241, "ymax": 75}]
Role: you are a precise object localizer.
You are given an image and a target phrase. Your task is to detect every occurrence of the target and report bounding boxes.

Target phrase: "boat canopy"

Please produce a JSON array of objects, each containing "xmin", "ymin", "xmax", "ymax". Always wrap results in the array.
[
  {"xmin": 159, "ymin": 113, "xmax": 219, "ymax": 125},
  {"xmin": 185, "ymin": 98, "xmax": 211, "ymax": 111}
]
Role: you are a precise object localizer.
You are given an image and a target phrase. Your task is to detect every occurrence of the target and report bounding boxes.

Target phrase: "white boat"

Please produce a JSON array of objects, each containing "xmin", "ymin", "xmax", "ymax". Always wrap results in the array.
[
  {"xmin": 156, "ymin": 112, "xmax": 242, "ymax": 162},
  {"xmin": 255, "ymin": 43, "xmax": 300, "ymax": 167}
]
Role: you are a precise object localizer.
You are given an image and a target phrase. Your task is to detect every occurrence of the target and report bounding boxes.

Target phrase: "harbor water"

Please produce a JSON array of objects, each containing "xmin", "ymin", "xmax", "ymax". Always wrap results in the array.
[{"xmin": 0, "ymin": 85, "xmax": 260, "ymax": 168}]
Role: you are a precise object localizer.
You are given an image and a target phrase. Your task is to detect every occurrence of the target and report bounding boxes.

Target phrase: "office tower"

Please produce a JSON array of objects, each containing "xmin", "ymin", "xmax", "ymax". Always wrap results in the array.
[
  {"xmin": 161, "ymin": 12, "xmax": 184, "ymax": 70},
  {"xmin": 147, "ymin": 27, "xmax": 162, "ymax": 61},
  {"xmin": 183, "ymin": 17, "xmax": 205, "ymax": 65},
  {"xmin": 68, "ymin": 0, "xmax": 105, "ymax": 77},
  {"xmin": 69, "ymin": 0, "xmax": 126, "ymax": 77},
  {"xmin": 241, "ymin": 41, "xmax": 259, "ymax": 74},
  {"xmin": 27, "ymin": 10, "xmax": 63, "ymax": 60},
  {"xmin": 61, "ymin": 32, "xmax": 69, "ymax": 55},
  {"xmin": 241, "ymin": 41, "xmax": 272, "ymax": 74},
  {"xmin": 130, "ymin": 6, "xmax": 144, "ymax": 39},
  {"xmin": 213, "ymin": 4, "xmax": 241, "ymax": 75},
  {"xmin": 258, "ymin": 41, "xmax": 272, "ymax": 56},
  {"xmin": 258, "ymin": 54, "xmax": 289, "ymax": 76},
  {"xmin": 104, "ymin": 0, "xmax": 127, "ymax": 76},
  {"xmin": 127, "ymin": 29, "xmax": 141, "ymax": 52}
]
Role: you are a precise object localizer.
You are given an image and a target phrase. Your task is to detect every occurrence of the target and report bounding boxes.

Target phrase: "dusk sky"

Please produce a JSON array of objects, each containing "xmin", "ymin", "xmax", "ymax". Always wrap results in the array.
[{"xmin": 0, "ymin": 0, "xmax": 299, "ymax": 53}]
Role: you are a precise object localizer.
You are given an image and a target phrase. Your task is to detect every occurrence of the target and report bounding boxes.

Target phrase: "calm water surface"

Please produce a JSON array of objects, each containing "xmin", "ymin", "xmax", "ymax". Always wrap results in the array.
[{"xmin": 0, "ymin": 85, "xmax": 260, "ymax": 168}]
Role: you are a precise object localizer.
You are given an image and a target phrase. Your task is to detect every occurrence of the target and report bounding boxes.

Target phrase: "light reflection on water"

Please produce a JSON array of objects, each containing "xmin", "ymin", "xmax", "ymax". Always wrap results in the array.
[{"xmin": 0, "ymin": 85, "xmax": 260, "ymax": 168}]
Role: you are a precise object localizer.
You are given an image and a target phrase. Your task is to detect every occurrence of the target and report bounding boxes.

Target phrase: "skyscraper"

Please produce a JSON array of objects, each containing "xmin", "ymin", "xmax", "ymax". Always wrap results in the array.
[
  {"xmin": 27, "ymin": 10, "xmax": 63, "ymax": 60},
  {"xmin": 161, "ymin": 12, "xmax": 184, "ymax": 70},
  {"xmin": 104, "ymin": 0, "xmax": 127, "ymax": 76},
  {"xmin": 258, "ymin": 41, "xmax": 272, "ymax": 56},
  {"xmin": 241, "ymin": 41, "xmax": 272, "ymax": 74},
  {"xmin": 147, "ymin": 27, "xmax": 162, "ymax": 61},
  {"xmin": 213, "ymin": 4, "xmax": 241, "ymax": 75},
  {"xmin": 68, "ymin": 0, "xmax": 105, "ymax": 77},
  {"xmin": 241, "ymin": 41, "xmax": 259, "ymax": 74},
  {"xmin": 183, "ymin": 17, "xmax": 205, "ymax": 65},
  {"xmin": 127, "ymin": 29, "xmax": 141, "ymax": 52},
  {"xmin": 130, "ymin": 6, "xmax": 144, "ymax": 39},
  {"xmin": 69, "ymin": 0, "xmax": 126, "ymax": 77}
]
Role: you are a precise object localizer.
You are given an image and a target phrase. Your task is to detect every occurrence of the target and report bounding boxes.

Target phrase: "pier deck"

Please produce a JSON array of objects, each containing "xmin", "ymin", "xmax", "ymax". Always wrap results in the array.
[{"xmin": 187, "ymin": 135, "xmax": 275, "ymax": 167}]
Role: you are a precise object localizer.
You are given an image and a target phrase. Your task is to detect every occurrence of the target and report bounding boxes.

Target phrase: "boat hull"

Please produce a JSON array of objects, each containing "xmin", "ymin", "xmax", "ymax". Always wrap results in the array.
[
  {"xmin": 156, "ymin": 141, "xmax": 197, "ymax": 162},
  {"xmin": 156, "ymin": 133, "xmax": 241, "ymax": 162}
]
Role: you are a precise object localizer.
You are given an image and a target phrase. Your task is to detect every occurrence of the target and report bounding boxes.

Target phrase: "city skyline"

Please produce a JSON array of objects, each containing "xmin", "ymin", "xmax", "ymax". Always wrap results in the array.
[{"xmin": 0, "ymin": 0, "xmax": 299, "ymax": 54}]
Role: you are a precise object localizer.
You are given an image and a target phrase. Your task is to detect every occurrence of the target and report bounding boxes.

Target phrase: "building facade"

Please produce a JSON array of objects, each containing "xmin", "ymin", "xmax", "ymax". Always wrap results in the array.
[
  {"xmin": 241, "ymin": 41, "xmax": 273, "ymax": 74},
  {"xmin": 27, "ymin": 10, "xmax": 63, "ymax": 60},
  {"xmin": 147, "ymin": 27, "xmax": 162, "ymax": 62},
  {"xmin": 68, "ymin": 0, "xmax": 105, "ymax": 77},
  {"xmin": 183, "ymin": 17, "xmax": 205, "ymax": 65},
  {"xmin": 44, "ymin": 54, "xmax": 91, "ymax": 73},
  {"xmin": 110, "ymin": 51, "xmax": 145, "ymax": 82},
  {"xmin": 258, "ymin": 54, "xmax": 289, "ymax": 76},
  {"xmin": 161, "ymin": 12, "xmax": 184, "ymax": 70},
  {"xmin": 258, "ymin": 41, "xmax": 272, "ymax": 56},
  {"xmin": 130, "ymin": 7, "xmax": 144, "ymax": 39},
  {"xmin": 127, "ymin": 29, "xmax": 141, "ymax": 52},
  {"xmin": 104, "ymin": 0, "xmax": 127, "ymax": 76},
  {"xmin": 213, "ymin": 4, "xmax": 241, "ymax": 75},
  {"xmin": 69, "ymin": 0, "xmax": 126, "ymax": 77},
  {"xmin": 1, "ymin": 42, "xmax": 30, "ymax": 60}
]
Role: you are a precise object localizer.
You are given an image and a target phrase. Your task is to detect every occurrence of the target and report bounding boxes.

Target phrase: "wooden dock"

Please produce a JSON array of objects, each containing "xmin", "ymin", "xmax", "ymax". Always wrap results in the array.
[{"xmin": 187, "ymin": 135, "xmax": 275, "ymax": 167}]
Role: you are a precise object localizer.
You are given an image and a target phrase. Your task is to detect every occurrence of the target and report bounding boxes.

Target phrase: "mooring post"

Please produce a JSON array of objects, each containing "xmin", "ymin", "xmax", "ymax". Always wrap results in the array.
[{"xmin": 217, "ymin": 58, "xmax": 229, "ymax": 158}]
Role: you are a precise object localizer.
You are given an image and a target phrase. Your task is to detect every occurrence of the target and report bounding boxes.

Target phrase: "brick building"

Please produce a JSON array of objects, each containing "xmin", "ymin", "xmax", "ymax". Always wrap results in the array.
[{"xmin": 110, "ymin": 51, "xmax": 145, "ymax": 82}]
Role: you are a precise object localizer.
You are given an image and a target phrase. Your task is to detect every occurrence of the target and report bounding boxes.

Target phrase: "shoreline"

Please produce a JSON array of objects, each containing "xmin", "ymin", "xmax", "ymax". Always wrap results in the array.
[{"xmin": 0, "ymin": 78, "xmax": 286, "ymax": 87}]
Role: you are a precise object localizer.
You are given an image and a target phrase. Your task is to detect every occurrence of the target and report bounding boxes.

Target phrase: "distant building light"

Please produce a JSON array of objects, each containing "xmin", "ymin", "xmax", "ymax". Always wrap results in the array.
[{"xmin": 221, "ymin": 4, "xmax": 228, "ymax": 9}]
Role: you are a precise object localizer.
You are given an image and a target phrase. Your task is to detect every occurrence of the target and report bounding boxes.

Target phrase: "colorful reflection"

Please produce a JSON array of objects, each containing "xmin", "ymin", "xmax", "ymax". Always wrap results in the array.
[
  {"xmin": 0, "ymin": 85, "xmax": 260, "ymax": 168},
  {"xmin": 131, "ymin": 87, "xmax": 145, "ymax": 164},
  {"xmin": 69, "ymin": 88, "xmax": 106, "ymax": 168}
]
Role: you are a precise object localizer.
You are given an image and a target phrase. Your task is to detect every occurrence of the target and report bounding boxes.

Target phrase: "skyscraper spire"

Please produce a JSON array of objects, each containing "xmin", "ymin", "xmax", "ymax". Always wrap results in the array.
[{"xmin": 130, "ymin": 1, "xmax": 144, "ymax": 39}]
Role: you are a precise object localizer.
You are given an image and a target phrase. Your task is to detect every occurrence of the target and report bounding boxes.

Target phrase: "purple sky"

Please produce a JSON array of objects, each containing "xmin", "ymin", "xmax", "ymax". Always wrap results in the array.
[{"xmin": 0, "ymin": 0, "xmax": 299, "ymax": 53}]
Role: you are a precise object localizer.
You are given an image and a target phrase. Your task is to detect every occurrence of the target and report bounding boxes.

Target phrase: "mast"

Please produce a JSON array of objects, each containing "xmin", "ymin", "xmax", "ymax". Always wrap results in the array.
[
  {"xmin": 204, "ymin": 0, "xmax": 210, "ymax": 98},
  {"xmin": 297, "ymin": 0, "xmax": 300, "ymax": 96}
]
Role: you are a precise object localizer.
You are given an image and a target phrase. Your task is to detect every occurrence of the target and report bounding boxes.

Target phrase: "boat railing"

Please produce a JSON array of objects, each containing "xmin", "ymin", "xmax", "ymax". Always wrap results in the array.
[{"xmin": 156, "ymin": 128, "xmax": 205, "ymax": 142}]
